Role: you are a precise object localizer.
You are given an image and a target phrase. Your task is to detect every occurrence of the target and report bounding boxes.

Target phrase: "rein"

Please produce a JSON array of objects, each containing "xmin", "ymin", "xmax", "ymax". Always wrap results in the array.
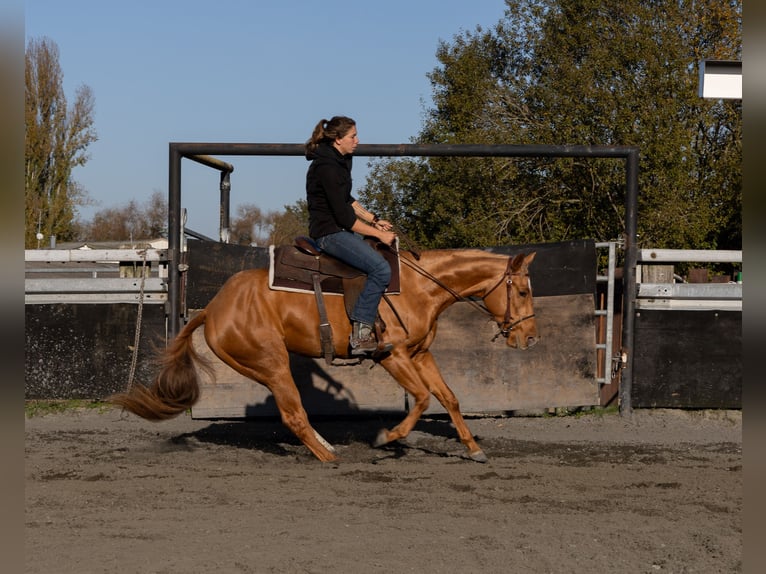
[{"xmin": 399, "ymin": 254, "xmax": 535, "ymax": 341}]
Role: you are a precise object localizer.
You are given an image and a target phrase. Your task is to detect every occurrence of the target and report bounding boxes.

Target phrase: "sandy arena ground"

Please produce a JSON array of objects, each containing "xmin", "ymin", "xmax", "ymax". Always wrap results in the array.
[{"xmin": 25, "ymin": 406, "xmax": 741, "ymax": 573}]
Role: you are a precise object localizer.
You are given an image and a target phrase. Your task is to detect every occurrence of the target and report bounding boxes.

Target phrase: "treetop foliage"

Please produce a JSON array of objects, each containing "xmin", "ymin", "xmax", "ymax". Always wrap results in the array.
[
  {"xmin": 25, "ymin": 37, "xmax": 97, "ymax": 248},
  {"xmin": 360, "ymin": 0, "xmax": 741, "ymax": 251}
]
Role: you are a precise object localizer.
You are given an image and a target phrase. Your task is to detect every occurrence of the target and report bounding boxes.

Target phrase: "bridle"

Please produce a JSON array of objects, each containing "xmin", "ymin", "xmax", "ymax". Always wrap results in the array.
[
  {"xmin": 483, "ymin": 256, "xmax": 536, "ymax": 342},
  {"xmin": 399, "ymin": 254, "xmax": 535, "ymax": 342}
]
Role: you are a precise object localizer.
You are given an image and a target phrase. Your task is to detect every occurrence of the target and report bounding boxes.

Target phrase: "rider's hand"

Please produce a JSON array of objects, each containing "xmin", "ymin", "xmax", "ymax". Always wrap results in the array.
[
  {"xmin": 375, "ymin": 218, "xmax": 394, "ymax": 232},
  {"xmin": 375, "ymin": 227, "xmax": 396, "ymax": 246}
]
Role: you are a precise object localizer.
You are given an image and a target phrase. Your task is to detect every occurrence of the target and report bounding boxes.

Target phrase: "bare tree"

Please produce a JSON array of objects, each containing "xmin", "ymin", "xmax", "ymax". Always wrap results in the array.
[
  {"xmin": 230, "ymin": 203, "xmax": 271, "ymax": 246},
  {"xmin": 81, "ymin": 190, "xmax": 167, "ymax": 242},
  {"xmin": 268, "ymin": 199, "xmax": 309, "ymax": 245},
  {"xmin": 228, "ymin": 200, "xmax": 309, "ymax": 246},
  {"xmin": 144, "ymin": 189, "xmax": 167, "ymax": 238}
]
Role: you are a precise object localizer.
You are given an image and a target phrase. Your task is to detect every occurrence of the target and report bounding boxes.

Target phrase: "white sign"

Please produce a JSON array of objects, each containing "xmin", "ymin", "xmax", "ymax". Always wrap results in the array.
[{"xmin": 699, "ymin": 60, "xmax": 742, "ymax": 99}]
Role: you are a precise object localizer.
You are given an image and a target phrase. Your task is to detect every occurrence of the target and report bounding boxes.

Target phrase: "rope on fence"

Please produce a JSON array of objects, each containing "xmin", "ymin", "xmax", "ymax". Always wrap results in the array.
[{"xmin": 126, "ymin": 249, "xmax": 148, "ymax": 391}]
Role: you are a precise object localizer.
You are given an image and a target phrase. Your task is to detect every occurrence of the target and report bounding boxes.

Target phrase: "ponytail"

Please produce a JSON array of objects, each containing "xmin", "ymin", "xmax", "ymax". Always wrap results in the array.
[{"xmin": 305, "ymin": 116, "xmax": 356, "ymax": 155}]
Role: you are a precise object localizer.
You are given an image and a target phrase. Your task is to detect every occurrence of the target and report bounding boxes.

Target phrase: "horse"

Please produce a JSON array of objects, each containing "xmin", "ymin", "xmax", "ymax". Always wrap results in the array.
[{"xmin": 109, "ymin": 247, "xmax": 538, "ymax": 463}]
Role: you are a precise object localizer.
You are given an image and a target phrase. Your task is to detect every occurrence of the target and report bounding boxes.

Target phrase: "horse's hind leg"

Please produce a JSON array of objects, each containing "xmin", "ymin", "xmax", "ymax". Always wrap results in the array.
[
  {"xmin": 267, "ymin": 381, "xmax": 338, "ymax": 462},
  {"xmin": 213, "ymin": 344, "xmax": 338, "ymax": 462}
]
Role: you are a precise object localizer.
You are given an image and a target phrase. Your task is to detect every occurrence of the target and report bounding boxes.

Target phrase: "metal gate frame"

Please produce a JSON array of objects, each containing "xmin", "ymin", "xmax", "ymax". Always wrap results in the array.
[{"xmin": 166, "ymin": 143, "xmax": 640, "ymax": 413}]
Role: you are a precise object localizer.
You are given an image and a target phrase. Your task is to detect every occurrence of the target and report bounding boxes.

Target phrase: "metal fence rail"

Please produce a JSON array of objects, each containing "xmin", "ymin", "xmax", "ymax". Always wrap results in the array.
[
  {"xmin": 636, "ymin": 249, "xmax": 742, "ymax": 311},
  {"xmin": 25, "ymin": 249, "xmax": 169, "ymax": 305}
]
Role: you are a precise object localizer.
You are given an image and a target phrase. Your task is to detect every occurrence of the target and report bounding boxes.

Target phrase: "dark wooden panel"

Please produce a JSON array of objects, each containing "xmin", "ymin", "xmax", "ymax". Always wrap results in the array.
[
  {"xmin": 487, "ymin": 239, "xmax": 597, "ymax": 297},
  {"xmin": 25, "ymin": 304, "xmax": 166, "ymax": 399},
  {"xmin": 632, "ymin": 310, "xmax": 741, "ymax": 408},
  {"xmin": 186, "ymin": 240, "xmax": 269, "ymax": 308}
]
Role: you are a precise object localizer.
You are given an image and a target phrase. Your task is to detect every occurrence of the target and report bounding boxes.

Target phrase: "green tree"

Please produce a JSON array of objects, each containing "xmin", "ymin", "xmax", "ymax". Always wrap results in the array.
[
  {"xmin": 361, "ymin": 0, "xmax": 741, "ymax": 251},
  {"xmin": 25, "ymin": 37, "xmax": 97, "ymax": 248}
]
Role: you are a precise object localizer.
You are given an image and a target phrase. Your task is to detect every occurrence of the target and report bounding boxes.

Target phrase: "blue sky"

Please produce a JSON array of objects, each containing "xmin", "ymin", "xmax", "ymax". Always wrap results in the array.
[{"xmin": 25, "ymin": 0, "xmax": 508, "ymax": 239}]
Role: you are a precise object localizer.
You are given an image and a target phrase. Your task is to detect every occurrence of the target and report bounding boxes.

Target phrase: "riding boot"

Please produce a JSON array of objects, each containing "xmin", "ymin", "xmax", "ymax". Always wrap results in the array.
[
  {"xmin": 350, "ymin": 322, "xmax": 393, "ymax": 356},
  {"xmin": 350, "ymin": 322, "xmax": 377, "ymax": 355}
]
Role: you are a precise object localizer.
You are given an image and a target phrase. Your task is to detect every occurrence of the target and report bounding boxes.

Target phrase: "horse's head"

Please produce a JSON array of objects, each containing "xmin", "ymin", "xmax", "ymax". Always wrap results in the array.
[{"xmin": 483, "ymin": 252, "xmax": 539, "ymax": 349}]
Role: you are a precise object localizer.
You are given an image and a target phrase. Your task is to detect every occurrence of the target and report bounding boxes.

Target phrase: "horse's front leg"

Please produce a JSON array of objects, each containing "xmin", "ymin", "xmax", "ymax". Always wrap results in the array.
[
  {"xmin": 374, "ymin": 352, "xmax": 433, "ymax": 448},
  {"xmin": 411, "ymin": 350, "xmax": 487, "ymax": 462}
]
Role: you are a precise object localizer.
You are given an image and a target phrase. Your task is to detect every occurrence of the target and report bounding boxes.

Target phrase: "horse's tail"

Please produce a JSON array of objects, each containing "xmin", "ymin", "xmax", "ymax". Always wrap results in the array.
[{"xmin": 109, "ymin": 311, "xmax": 210, "ymax": 420}]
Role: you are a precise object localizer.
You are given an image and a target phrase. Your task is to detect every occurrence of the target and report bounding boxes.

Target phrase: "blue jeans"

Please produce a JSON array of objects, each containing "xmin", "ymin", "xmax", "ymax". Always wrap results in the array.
[{"xmin": 315, "ymin": 231, "xmax": 391, "ymax": 326}]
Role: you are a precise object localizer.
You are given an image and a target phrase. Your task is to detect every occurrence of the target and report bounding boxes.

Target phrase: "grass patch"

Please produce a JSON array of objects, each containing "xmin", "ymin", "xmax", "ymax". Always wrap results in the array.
[
  {"xmin": 571, "ymin": 405, "xmax": 619, "ymax": 418},
  {"xmin": 537, "ymin": 405, "xmax": 620, "ymax": 418},
  {"xmin": 25, "ymin": 399, "xmax": 112, "ymax": 418}
]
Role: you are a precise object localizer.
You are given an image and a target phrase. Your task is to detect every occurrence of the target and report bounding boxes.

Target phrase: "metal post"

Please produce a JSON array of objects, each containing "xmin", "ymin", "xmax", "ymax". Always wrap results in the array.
[
  {"xmin": 168, "ymin": 145, "xmax": 182, "ymax": 340},
  {"xmin": 605, "ymin": 240, "xmax": 616, "ymax": 384},
  {"xmin": 220, "ymin": 171, "xmax": 231, "ymax": 243},
  {"xmin": 618, "ymin": 148, "xmax": 640, "ymax": 415}
]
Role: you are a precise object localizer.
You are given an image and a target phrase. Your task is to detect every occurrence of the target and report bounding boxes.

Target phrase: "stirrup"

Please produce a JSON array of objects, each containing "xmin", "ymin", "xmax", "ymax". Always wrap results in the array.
[
  {"xmin": 351, "ymin": 339, "xmax": 393, "ymax": 356},
  {"xmin": 373, "ymin": 319, "xmax": 393, "ymax": 355},
  {"xmin": 373, "ymin": 341, "xmax": 394, "ymax": 356}
]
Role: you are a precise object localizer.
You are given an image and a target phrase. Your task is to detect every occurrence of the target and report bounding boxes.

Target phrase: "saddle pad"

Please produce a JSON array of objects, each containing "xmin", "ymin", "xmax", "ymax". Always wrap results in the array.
[{"xmin": 268, "ymin": 242, "xmax": 401, "ymax": 295}]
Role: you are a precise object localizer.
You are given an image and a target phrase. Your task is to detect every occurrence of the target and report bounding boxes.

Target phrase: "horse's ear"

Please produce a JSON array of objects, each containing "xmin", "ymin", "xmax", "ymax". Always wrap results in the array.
[
  {"xmin": 511, "ymin": 252, "xmax": 536, "ymax": 272},
  {"xmin": 511, "ymin": 253, "xmax": 525, "ymax": 270}
]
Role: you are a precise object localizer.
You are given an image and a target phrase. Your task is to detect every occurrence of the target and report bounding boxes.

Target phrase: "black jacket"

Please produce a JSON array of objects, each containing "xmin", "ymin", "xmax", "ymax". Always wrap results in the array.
[{"xmin": 306, "ymin": 142, "xmax": 356, "ymax": 239}]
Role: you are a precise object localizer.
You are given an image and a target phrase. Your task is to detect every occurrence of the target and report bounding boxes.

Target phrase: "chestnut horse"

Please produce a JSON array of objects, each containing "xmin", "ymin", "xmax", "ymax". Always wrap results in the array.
[{"xmin": 110, "ymin": 248, "xmax": 538, "ymax": 462}]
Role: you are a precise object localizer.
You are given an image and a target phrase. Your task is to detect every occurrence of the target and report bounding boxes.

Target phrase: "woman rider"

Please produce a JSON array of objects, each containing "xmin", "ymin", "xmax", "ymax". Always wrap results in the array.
[{"xmin": 305, "ymin": 116, "xmax": 396, "ymax": 355}]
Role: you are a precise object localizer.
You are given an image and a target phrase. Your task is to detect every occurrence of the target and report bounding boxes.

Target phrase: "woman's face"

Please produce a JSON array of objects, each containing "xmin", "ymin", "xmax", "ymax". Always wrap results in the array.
[{"xmin": 334, "ymin": 126, "xmax": 359, "ymax": 155}]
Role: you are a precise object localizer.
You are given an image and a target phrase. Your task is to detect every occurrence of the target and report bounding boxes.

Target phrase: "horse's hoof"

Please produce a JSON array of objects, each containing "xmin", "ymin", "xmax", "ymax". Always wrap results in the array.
[
  {"xmin": 373, "ymin": 429, "xmax": 389, "ymax": 448},
  {"xmin": 469, "ymin": 449, "xmax": 488, "ymax": 463},
  {"xmin": 314, "ymin": 430, "xmax": 336, "ymax": 454}
]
